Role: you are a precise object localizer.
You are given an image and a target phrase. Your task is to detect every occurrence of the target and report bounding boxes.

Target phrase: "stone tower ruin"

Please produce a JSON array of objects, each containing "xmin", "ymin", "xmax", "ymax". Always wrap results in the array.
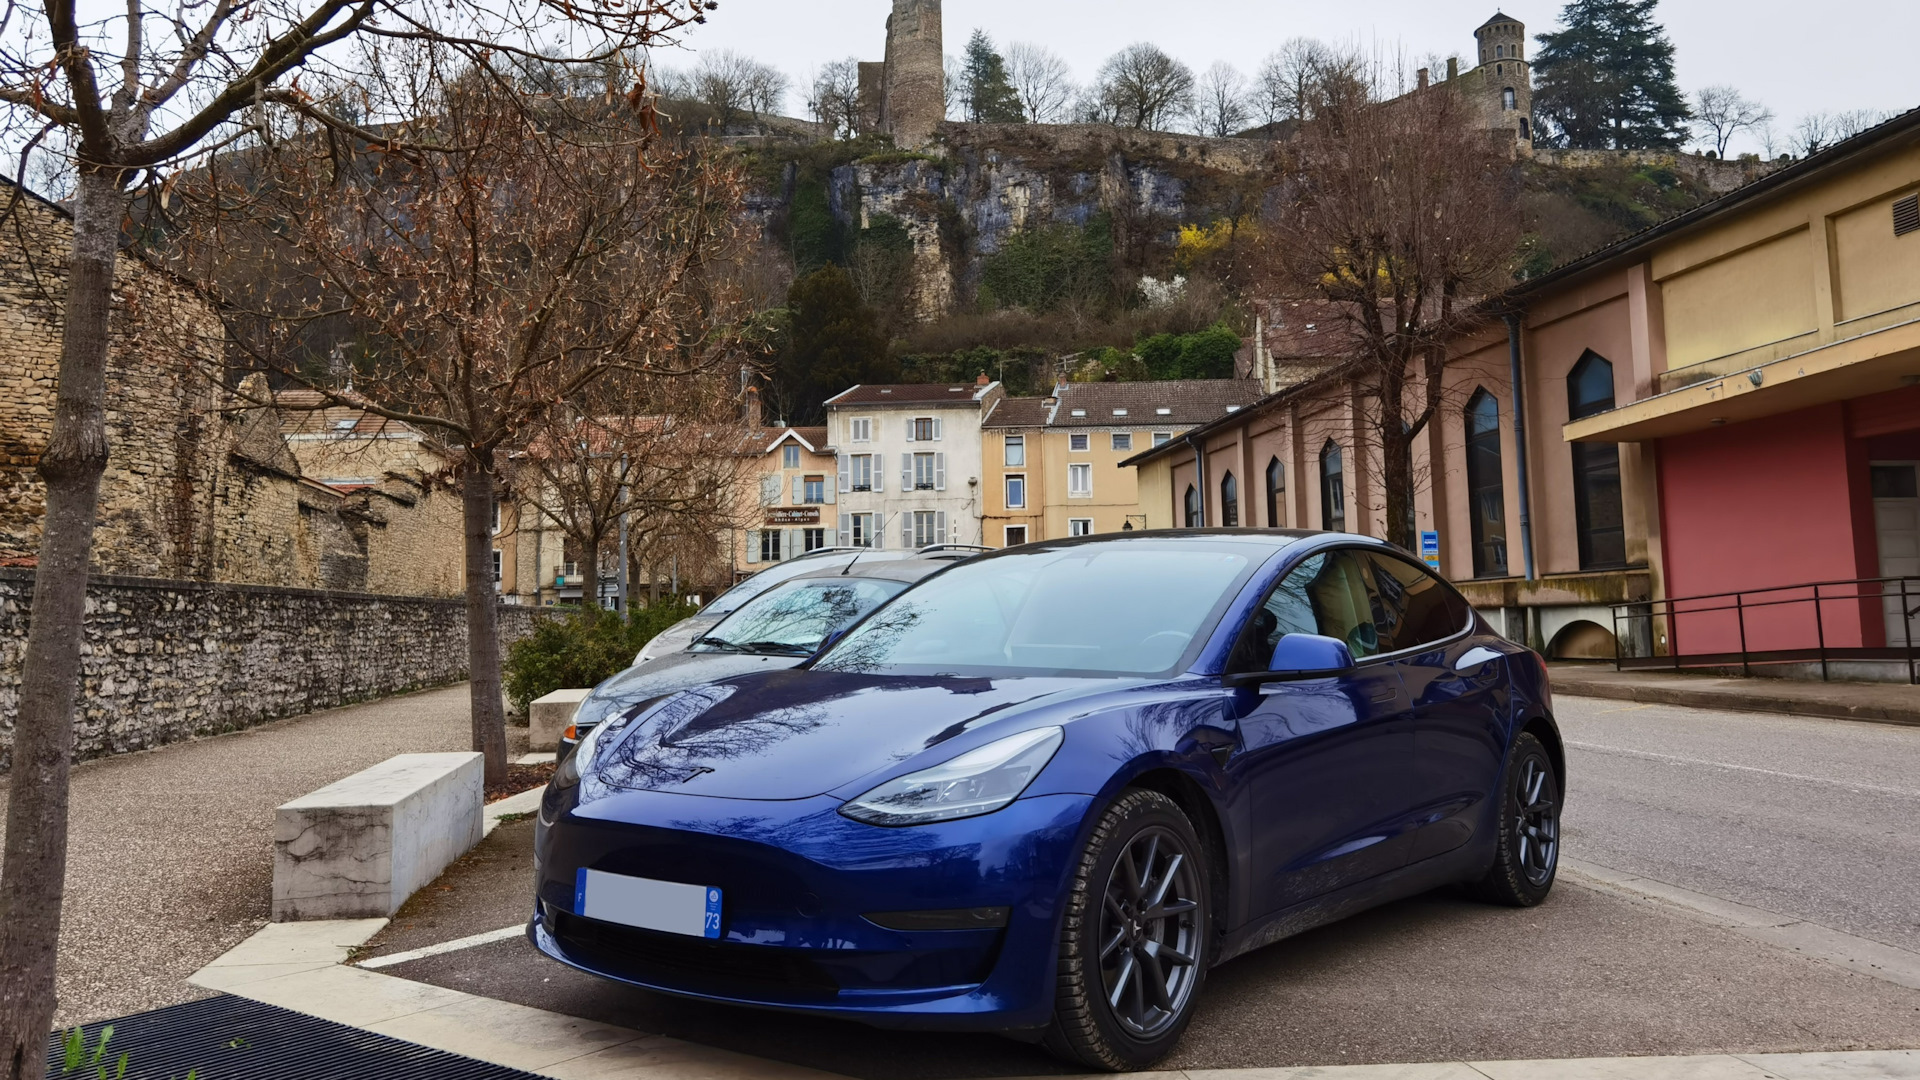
[
  {"xmin": 855, "ymin": 0, "xmax": 945, "ymax": 148},
  {"xmin": 1468, "ymin": 11, "xmax": 1534, "ymax": 148}
]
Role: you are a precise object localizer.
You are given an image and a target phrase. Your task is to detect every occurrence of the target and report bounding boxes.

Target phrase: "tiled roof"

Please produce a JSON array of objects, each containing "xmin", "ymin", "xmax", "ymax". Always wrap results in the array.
[
  {"xmin": 826, "ymin": 382, "xmax": 996, "ymax": 406},
  {"xmin": 1052, "ymin": 380, "xmax": 1263, "ymax": 427},
  {"xmin": 763, "ymin": 426, "xmax": 832, "ymax": 453},
  {"xmin": 981, "ymin": 397, "xmax": 1051, "ymax": 429},
  {"xmin": 1256, "ymin": 299, "xmax": 1365, "ymax": 360},
  {"xmin": 275, "ymin": 390, "xmax": 418, "ymax": 439}
]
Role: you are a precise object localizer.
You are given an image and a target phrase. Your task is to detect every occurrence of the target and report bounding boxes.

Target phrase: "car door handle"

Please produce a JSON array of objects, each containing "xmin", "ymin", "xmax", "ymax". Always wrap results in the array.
[
  {"xmin": 1456, "ymin": 646, "xmax": 1503, "ymax": 674},
  {"xmin": 1369, "ymin": 685, "xmax": 1401, "ymax": 704}
]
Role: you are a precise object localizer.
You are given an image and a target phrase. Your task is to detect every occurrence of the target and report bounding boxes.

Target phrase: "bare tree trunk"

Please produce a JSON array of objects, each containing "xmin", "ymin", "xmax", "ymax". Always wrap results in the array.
[
  {"xmin": 578, "ymin": 537, "xmax": 600, "ymax": 614},
  {"xmin": 462, "ymin": 456, "xmax": 507, "ymax": 786},
  {"xmin": 1381, "ymin": 425, "xmax": 1417, "ymax": 553},
  {"xmin": 0, "ymin": 169, "xmax": 120, "ymax": 1077}
]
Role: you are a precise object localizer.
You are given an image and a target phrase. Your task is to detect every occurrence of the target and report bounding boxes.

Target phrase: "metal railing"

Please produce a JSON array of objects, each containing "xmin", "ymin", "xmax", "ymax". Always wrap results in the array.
[{"xmin": 1611, "ymin": 575, "xmax": 1920, "ymax": 684}]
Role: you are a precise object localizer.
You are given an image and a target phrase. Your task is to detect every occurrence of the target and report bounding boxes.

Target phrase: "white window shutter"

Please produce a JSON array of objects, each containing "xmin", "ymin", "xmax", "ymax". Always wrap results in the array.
[
  {"xmin": 746, "ymin": 531, "xmax": 760, "ymax": 564},
  {"xmin": 932, "ymin": 417, "xmax": 943, "ymax": 441},
  {"xmin": 935, "ymin": 453, "xmax": 946, "ymax": 491},
  {"xmin": 792, "ymin": 476, "xmax": 803, "ymax": 504},
  {"xmin": 872, "ymin": 516, "xmax": 885, "ymax": 549},
  {"xmin": 838, "ymin": 513, "xmax": 851, "ymax": 547},
  {"xmin": 936, "ymin": 510, "xmax": 948, "ymax": 543},
  {"xmin": 901, "ymin": 453, "xmax": 912, "ymax": 490},
  {"xmin": 872, "ymin": 459, "xmax": 884, "ymax": 492},
  {"xmin": 905, "ymin": 420, "xmax": 915, "ymax": 444},
  {"xmin": 761, "ymin": 475, "xmax": 778, "ymax": 506},
  {"xmin": 902, "ymin": 514, "xmax": 913, "ymax": 547},
  {"xmin": 838, "ymin": 453, "xmax": 850, "ymax": 493},
  {"xmin": 825, "ymin": 480, "xmax": 836, "ymax": 505}
]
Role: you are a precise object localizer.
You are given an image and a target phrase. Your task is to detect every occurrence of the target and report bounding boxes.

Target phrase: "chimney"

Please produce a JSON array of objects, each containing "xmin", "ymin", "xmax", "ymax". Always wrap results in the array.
[
  {"xmin": 976, "ymin": 372, "xmax": 990, "ymax": 387},
  {"xmin": 1447, "ymin": 57, "xmax": 1458, "ymax": 81},
  {"xmin": 1417, "ymin": 68, "xmax": 1429, "ymax": 91},
  {"xmin": 744, "ymin": 384, "xmax": 764, "ymax": 429}
]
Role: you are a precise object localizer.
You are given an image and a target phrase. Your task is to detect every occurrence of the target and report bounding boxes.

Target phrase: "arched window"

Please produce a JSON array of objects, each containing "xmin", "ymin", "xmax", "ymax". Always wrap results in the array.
[
  {"xmin": 1519, "ymin": 117, "xmax": 1531, "ymax": 141},
  {"xmin": 1465, "ymin": 389, "xmax": 1508, "ymax": 578},
  {"xmin": 1185, "ymin": 484, "xmax": 1202, "ymax": 528},
  {"xmin": 1495, "ymin": 44, "xmax": 1505, "ymax": 58},
  {"xmin": 1568, "ymin": 351, "xmax": 1627, "ymax": 569},
  {"xmin": 1502, "ymin": 87, "xmax": 1517, "ymax": 110},
  {"xmin": 1319, "ymin": 441, "xmax": 1346, "ymax": 532},
  {"xmin": 1220, "ymin": 472, "xmax": 1239, "ymax": 527},
  {"xmin": 1266, "ymin": 457, "xmax": 1286, "ymax": 527}
]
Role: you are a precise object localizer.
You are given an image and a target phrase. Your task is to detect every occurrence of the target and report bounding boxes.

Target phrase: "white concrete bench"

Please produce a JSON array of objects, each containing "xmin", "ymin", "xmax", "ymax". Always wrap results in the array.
[
  {"xmin": 529, "ymin": 688, "xmax": 591, "ymax": 753},
  {"xmin": 273, "ymin": 752, "xmax": 484, "ymax": 921}
]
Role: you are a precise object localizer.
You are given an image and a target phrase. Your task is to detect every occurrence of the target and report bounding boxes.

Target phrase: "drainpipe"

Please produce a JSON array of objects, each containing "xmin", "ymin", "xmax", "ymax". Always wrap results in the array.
[
  {"xmin": 1504, "ymin": 312, "xmax": 1537, "ymax": 584},
  {"xmin": 1190, "ymin": 436, "xmax": 1207, "ymax": 527}
]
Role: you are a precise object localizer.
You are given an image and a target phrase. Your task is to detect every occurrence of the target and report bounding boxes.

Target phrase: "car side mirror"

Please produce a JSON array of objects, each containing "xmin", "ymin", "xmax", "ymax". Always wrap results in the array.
[{"xmin": 1268, "ymin": 633, "xmax": 1356, "ymax": 675}]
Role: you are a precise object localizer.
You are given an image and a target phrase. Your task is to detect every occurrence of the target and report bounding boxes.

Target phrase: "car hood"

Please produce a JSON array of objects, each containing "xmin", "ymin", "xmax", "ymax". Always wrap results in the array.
[
  {"xmin": 582, "ymin": 669, "xmax": 1125, "ymax": 801},
  {"xmin": 635, "ymin": 614, "xmax": 719, "ymax": 665},
  {"xmin": 578, "ymin": 650, "xmax": 809, "ymax": 729}
]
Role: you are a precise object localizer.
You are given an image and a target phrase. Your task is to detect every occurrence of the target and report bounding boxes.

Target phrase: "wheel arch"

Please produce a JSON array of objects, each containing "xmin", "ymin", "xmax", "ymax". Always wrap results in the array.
[
  {"xmin": 1123, "ymin": 767, "xmax": 1232, "ymax": 942},
  {"xmin": 1520, "ymin": 712, "xmax": 1565, "ymax": 789}
]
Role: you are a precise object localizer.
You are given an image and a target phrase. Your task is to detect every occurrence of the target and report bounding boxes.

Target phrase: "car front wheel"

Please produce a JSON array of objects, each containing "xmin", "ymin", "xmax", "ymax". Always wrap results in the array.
[{"xmin": 1044, "ymin": 789, "xmax": 1210, "ymax": 1071}]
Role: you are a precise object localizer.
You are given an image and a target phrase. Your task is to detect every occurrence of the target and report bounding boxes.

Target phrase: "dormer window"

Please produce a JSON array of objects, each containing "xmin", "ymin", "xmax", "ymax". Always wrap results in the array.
[
  {"xmin": 1070, "ymin": 409, "xmax": 1087, "ymax": 417},
  {"xmin": 1155, "ymin": 407, "xmax": 1172, "ymax": 416}
]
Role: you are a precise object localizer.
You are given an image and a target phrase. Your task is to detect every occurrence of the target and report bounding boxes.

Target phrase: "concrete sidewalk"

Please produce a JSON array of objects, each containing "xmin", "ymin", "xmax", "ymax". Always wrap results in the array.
[
  {"xmin": 1551, "ymin": 663, "xmax": 1920, "ymax": 726},
  {"xmin": 0, "ymin": 682, "xmax": 518, "ymax": 1026}
]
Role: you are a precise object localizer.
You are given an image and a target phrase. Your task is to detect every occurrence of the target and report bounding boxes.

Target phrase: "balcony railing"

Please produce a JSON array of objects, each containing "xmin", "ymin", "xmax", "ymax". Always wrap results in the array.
[{"xmin": 1611, "ymin": 575, "xmax": 1920, "ymax": 684}]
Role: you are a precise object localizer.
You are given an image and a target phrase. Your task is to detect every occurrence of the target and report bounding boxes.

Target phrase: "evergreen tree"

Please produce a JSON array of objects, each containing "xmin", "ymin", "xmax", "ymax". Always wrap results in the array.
[
  {"xmin": 1533, "ymin": 0, "xmax": 1691, "ymax": 149},
  {"xmin": 774, "ymin": 265, "xmax": 899, "ymax": 424},
  {"xmin": 963, "ymin": 30, "xmax": 1026, "ymax": 124}
]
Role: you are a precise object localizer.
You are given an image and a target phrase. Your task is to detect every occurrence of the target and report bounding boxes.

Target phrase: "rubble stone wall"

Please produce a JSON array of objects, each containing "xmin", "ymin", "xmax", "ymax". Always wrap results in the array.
[{"xmin": 0, "ymin": 567, "xmax": 539, "ymax": 770}]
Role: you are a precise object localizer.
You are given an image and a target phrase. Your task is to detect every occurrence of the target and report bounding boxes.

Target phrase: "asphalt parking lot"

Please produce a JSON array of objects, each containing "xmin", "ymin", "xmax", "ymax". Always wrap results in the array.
[{"xmin": 357, "ymin": 695, "xmax": 1920, "ymax": 1078}]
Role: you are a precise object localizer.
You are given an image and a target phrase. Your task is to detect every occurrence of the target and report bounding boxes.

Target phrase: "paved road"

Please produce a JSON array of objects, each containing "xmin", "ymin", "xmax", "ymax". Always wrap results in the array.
[
  {"xmin": 368, "ymin": 694, "xmax": 1920, "ymax": 1077},
  {"xmin": 0, "ymin": 683, "xmax": 516, "ymax": 1025},
  {"xmin": 1556, "ymin": 695, "xmax": 1920, "ymax": 953}
]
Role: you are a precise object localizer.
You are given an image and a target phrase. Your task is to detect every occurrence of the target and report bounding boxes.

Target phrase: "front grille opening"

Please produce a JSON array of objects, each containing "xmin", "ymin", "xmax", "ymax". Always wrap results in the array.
[{"xmin": 551, "ymin": 911, "xmax": 841, "ymax": 999}]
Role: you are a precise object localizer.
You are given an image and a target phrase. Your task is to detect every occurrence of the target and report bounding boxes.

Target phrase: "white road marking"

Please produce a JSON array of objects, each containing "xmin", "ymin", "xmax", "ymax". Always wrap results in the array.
[
  {"xmin": 355, "ymin": 924, "xmax": 525, "ymax": 970},
  {"xmin": 1565, "ymin": 740, "xmax": 1920, "ymax": 800}
]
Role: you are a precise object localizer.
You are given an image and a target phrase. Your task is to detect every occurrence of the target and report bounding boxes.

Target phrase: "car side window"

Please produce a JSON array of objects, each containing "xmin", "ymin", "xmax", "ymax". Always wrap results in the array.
[
  {"xmin": 1228, "ymin": 550, "xmax": 1382, "ymax": 672},
  {"xmin": 1364, "ymin": 553, "xmax": 1473, "ymax": 654}
]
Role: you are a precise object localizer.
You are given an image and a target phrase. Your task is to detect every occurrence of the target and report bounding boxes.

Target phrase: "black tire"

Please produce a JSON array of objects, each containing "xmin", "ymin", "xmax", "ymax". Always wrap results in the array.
[
  {"xmin": 1469, "ymin": 730, "xmax": 1561, "ymax": 906},
  {"xmin": 1043, "ymin": 789, "xmax": 1210, "ymax": 1071}
]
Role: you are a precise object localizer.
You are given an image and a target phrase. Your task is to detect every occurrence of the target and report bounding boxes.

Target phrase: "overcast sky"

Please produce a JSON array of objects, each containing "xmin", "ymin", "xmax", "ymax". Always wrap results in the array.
[{"xmin": 658, "ymin": 0, "xmax": 1918, "ymax": 157}]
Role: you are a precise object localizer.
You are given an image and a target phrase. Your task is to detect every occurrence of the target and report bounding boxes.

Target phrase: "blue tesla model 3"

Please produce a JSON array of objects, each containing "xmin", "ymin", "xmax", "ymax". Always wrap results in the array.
[{"xmin": 532, "ymin": 531, "xmax": 1562, "ymax": 1070}]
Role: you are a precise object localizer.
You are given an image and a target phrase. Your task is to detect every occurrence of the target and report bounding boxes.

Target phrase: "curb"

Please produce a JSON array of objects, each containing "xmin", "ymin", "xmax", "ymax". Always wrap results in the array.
[{"xmin": 1551, "ymin": 674, "xmax": 1920, "ymax": 728}]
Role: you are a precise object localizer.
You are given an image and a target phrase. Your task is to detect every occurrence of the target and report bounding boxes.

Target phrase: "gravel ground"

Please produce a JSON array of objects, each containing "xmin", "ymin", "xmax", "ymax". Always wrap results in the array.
[{"xmin": 0, "ymin": 682, "xmax": 526, "ymax": 1025}]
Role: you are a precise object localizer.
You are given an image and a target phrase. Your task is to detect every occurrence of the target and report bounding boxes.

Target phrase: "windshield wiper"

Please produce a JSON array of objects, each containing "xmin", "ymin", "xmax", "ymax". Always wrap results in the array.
[
  {"xmin": 691, "ymin": 636, "xmax": 747, "ymax": 653},
  {"xmin": 740, "ymin": 641, "xmax": 816, "ymax": 656}
]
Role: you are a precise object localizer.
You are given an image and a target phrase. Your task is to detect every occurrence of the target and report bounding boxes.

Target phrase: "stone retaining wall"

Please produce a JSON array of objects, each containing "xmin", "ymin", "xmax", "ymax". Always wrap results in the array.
[{"xmin": 0, "ymin": 568, "xmax": 539, "ymax": 771}]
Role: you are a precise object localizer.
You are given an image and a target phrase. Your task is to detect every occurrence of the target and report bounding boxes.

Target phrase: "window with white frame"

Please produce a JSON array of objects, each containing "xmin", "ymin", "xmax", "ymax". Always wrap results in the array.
[
  {"xmin": 1069, "ymin": 518, "xmax": 1093, "ymax": 537},
  {"xmin": 783, "ymin": 445, "xmax": 801, "ymax": 468},
  {"xmin": 1004, "ymin": 435, "xmax": 1025, "ymax": 467},
  {"xmin": 1069, "ymin": 463, "xmax": 1092, "ymax": 497},
  {"xmin": 492, "ymin": 549, "xmax": 502, "ymax": 586},
  {"xmin": 912, "ymin": 510, "xmax": 939, "ymax": 547},
  {"xmin": 760, "ymin": 530, "xmax": 783, "ymax": 563},
  {"xmin": 1006, "ymin": 474, "xmax": 1027, "ymax": 509},
  {"xmin": 1004, "ymin": 525, "xmax": 1028, "ymax": 547},
  {"xmin": 1153, "ymin": 432, "xmax": 1172, "ymax": 447},
  {"xmin": 912, "ymin": 416, "xmax": 936, "ymax": 441},
  {"xmin": 804, "ymin": 476, "xmax": 826, "ymax": 504},
  {"xmin": 849, "ymin": 417, "xmax": 873, "ymax": 442},
  {"xmin": 913, "ymin": 452, "xmax": 937, "ymax": 489},
  {"xmin": 851, "ymin": 454, "xmax": 874, "ymax": 491},
  {"xmin": 491, "ymin": 499, "xmax": 502, "ymax": 534},
  {"xmin": 1111, "ymin": 432, "xmax": 1133, "ymax": 452},
  {"xmin": 803, "ymin": 528, "xmax": 827, "ymax": 552},
  {"xmin": 850, "ymin": 513, "xmax": 877, "ymax": 548},
  {"xmin": 1069, "ymin": 433, "xmax": 1090, "ymax": 452}
]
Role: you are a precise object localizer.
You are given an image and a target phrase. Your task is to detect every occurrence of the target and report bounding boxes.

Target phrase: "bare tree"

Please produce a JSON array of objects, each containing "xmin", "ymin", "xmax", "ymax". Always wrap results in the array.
[
  {"xmin": 1253, "ymin": 38, "xmax": 1332, "ymax": 132},
  {"xmin": 0, "ymin": 0, "xmax": 712, "ymax": 1060},
  {"xmin": 689, "ymin": 50, "xmax": 791, "ymax": 127},
  {"xmin": 1191, "ymin": 62, "xmax": 1250, "ymax": 138},
  {"xmin": 1791, "ymin": 109, "xmax": 1892, "ymax": 157},
  {"xmin": 1256, "ymin": 54, "xmax": 1521, "ymax": 550},
  {"xmin": 1095, "ymin": 43, "xmax": 1194, "ymax": 131},
  {"xmin": 810, "ymin": 59, "xmax": 862, "ymax": 139},
  {"xmin": 1693, "ymin": 85, "xmax": 1772, "ymax": 157},
  {"xmin": 1006, "ymin": 42, "xmax": 1075, "ymax": 124}
]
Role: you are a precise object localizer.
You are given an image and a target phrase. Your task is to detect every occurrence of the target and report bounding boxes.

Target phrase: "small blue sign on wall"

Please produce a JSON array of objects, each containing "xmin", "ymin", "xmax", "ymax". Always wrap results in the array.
[{"xmin": 1419, "ymin": 531, "xmax": 1441, "ymax": 572}]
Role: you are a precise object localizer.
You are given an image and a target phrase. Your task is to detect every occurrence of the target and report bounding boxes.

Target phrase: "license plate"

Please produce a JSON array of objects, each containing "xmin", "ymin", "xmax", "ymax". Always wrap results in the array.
[{"xmin": 575, "ymin": 869, "xmax": 722, "ymax": 939}]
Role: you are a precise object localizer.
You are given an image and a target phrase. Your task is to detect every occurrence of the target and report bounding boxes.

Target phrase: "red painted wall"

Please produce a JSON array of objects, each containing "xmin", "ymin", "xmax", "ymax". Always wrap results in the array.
[{"xmin": 1657, "ymin": 402, "xmax": 1878, "ymax": 654}]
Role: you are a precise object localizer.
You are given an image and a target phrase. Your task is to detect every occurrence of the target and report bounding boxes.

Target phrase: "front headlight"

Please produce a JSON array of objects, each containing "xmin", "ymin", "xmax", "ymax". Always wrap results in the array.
[
  {"xmin": 552, "ymin": 706, "xmax": 619, "ymax": 790},
  {"xmin": 840, "ymin": 727, "xmax": 1064, "ymax": 827}
]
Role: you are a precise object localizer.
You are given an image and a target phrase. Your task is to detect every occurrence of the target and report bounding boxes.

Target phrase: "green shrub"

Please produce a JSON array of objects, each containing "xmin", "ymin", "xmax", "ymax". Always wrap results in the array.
[
  {"xmin": 503, "ymin": 599, "xmax": 700, "ymax": 712},
  {"xmin": 978, "ymin": 213, "xmax": 1114, "ymax": 314},
  {"xmin": 1135, "ymin": 323, "xmax": 1242, "ymax": 380}
]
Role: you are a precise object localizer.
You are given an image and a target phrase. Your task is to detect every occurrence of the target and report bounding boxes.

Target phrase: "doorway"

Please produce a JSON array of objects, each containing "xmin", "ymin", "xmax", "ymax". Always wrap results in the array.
[{"xmin": 1871, "ymin": 461, "xmax": 1920, "ymax": 648}]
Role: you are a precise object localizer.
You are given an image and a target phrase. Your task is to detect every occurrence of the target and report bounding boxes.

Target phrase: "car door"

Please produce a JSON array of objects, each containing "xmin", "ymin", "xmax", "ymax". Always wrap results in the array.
[
  {"xmin": 1227, "ymin": 548, "xmax": 1417, "ymax": 916},
  {"xmin": 1361, "ymin": 552, "xmax": 1507, "ymax": 864}
]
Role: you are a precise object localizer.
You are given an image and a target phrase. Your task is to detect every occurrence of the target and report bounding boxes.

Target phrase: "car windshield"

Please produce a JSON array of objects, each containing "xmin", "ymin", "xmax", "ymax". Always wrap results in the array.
[
  {"xmin": 815, "ymin": 543, "xmax": 1254, "ymax": 677},
  {"xmin": 694, "ymin": 577, "xmax": 910, "ymax": 656}
]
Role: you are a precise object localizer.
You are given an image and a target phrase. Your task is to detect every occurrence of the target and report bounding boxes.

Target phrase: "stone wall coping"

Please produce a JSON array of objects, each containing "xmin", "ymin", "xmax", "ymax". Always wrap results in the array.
[
  {"xmin": 0, "ymin": 565, "xmax": 508, "ymax": 610},
  {"xmin": 279, "ymin": 752, "xmax": 485, "ymax": 812}
]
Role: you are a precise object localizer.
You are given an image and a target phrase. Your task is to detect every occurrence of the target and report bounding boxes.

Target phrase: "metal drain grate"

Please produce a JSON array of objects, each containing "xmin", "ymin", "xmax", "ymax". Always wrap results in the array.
[{"xmin": 46, "ymin": 994, "xmax": 546, "ymax": 1079}]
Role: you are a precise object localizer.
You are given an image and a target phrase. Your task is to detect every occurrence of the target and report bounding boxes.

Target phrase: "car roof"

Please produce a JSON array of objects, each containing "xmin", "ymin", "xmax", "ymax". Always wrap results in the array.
[{"xmin": 786, "ymin": 558, "xmax": 953, "ymax": 585}]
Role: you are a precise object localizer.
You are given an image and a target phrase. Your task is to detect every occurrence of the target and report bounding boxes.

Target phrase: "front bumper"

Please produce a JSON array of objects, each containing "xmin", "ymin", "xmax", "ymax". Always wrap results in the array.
[{"xmin": 531, "ymin": 785, "xmax": 1094, "ymax": 1031}]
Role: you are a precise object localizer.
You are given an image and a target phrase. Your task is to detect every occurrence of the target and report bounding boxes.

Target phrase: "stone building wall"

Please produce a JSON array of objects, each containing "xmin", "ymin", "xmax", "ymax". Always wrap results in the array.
[
  {"xmin": 0, "ymin": 567, "xmax": 538, "ymax": 770},
  {"xmin": 0, "ymin": 185, "xmax": 226, "ymax": 574}
]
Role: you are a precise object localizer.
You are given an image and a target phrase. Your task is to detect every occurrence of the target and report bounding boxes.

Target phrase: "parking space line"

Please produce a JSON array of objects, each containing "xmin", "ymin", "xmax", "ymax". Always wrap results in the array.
[
  {"xmin": 358, "ymin": 924, "xmax": 526, "ymax": 970},
  {"xmin": 1563, "ymin": 740, "xmax": 1920, "ymax": 799}
]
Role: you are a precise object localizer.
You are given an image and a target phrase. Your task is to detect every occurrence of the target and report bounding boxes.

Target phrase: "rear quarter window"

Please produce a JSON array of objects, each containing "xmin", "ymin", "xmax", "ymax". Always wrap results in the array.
[{"xmin": 1366, "ymin": 553, "xmax": 1474, "ymax": 654}]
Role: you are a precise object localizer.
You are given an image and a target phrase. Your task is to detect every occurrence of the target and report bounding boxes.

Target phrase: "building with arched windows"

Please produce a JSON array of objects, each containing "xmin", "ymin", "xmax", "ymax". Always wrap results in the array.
[{"xmin": 1126, "ymin": 108, "xmax": 1920, "ymax": 678}]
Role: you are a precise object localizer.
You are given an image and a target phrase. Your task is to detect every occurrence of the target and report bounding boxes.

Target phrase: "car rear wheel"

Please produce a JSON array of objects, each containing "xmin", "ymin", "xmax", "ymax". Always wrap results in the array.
[
  {"xmin": 1469, "ymin": 730, "xmax": 1560, "ymax": 906},
  {"xmin": 1044, "ymin": 789, "xmax": 1210, "ymax": 1071}
]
